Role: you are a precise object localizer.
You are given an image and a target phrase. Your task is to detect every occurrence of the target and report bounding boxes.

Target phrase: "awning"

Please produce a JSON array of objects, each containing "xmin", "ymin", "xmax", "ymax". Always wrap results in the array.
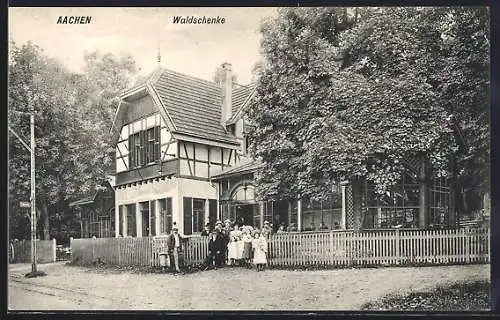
[{"xmin": 211, "ymin": 159, "xmax": 263, "ymax": 180}]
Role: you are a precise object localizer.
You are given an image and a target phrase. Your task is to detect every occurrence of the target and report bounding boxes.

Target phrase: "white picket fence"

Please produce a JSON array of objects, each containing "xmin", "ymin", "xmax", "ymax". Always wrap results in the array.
[
  {"xmin": 151, "ymin": 236, "xmax": 209, "ymax": 267},
  {"xmin": 70, "ymin": 228, "xmax": 490, "ymax": 268},
  {"xmin": 267, "ymin": 228, "xmax": 490, "ymax": 266}
]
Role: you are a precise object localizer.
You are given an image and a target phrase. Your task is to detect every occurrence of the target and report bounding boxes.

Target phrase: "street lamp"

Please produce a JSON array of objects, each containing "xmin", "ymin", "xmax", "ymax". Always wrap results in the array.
[
  {"xmin": 29, "ymin": 109, "xmax": 37, "ymax": 275},
  {"xmin": 9, "ymin": 106, "xmax": 43, "ymax": 277}
]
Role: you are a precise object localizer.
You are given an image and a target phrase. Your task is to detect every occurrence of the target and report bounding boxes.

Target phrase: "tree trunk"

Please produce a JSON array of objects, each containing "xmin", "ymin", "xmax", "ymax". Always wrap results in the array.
[{"xmin": 38, "ymin": 197, "xmax": 50, "ymax": 240}]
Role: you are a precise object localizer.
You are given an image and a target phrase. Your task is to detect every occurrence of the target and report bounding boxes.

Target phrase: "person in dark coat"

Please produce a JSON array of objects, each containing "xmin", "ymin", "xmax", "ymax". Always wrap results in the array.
[
  {"xmin": 208, "ymin": 230, "xmax": 225, "ymax": 268},
  {"xmin": 166, "ymin": 226, "xmax": 185, "ymax": 273},
  {"xmin": 201, "ymin": 223, "xmax": 211, "ymax": 236}
]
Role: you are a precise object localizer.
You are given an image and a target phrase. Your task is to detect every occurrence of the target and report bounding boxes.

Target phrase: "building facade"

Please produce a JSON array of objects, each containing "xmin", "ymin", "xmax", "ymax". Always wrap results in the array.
[
  {"xmin": 69, "ymin": 181, "xmax": 115, "ymax": 238},
  {"xmin": 111, "ymin": 63, "xmax": 472, "ymax": 236},
  {"xmin": 111, "ymin": 63, "xmax": 254, "ymax": 236}
]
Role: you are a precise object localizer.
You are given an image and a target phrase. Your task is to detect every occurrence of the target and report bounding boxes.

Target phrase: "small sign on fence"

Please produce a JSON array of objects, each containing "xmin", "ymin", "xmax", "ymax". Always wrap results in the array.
[{"xmin": 20, "ymin": 201, "xmax": 30, "ymax": 208}]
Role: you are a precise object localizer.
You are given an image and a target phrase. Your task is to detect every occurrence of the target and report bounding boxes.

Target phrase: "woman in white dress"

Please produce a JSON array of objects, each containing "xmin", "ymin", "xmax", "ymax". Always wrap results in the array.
[
  {"xmin": 252, "ymin": 230, "xmax": 268, "ymax": 271},
  {"xmin": 227, "ymin": 224, "xmax": 242, "ymax": 265}
]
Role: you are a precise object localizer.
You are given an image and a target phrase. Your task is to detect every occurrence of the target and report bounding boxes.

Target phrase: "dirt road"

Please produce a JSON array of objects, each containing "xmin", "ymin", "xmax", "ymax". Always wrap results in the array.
[{"xmin": 8, "ymin": 262, "xmax": 489, "ymax": 310}]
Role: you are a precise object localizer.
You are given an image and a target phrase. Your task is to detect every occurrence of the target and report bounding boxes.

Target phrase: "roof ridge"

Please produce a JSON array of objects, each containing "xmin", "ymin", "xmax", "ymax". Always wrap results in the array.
[
  {"xmin": 160, "ymin": 68, "xmax": 221, "ymax": 89},
  {"xmin": 233, "ymin": 82, "xmax": 257, "ymax": 90}
]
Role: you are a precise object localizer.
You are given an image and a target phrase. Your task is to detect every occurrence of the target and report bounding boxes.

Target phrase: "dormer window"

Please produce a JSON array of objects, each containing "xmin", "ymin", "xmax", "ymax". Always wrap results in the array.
[{"xmin": 129, "ymin": 126, "xmax": 160, "ymax": 169}]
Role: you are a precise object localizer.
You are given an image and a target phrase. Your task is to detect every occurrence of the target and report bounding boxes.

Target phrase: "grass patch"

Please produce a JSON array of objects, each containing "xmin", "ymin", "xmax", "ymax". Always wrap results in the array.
[{"xmin": 361, "ymin": 280, "xmax": 490, "ymax": 311}]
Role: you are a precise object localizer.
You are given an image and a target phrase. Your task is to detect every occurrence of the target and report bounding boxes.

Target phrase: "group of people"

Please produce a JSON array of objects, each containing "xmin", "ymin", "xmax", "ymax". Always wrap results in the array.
[
  {"xmin": 202, "ymin": 219, "xmax": 273, "ymax": 272},
  {"xmin": 164, "ymin": 218, "xmax": 341, "ymax": 274}
]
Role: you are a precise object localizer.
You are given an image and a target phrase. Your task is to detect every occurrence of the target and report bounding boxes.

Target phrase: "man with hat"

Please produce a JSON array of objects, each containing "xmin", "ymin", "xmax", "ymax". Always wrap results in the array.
[
  {"xmin": 166, "ymin": 224, "xmax": 185, "ymax": 274},
  {"xmin": 201, "ymin": 223, "xmax": 211, "ymax": 236},
  {"xmin": 262, "ymin": 220, "xmax": 273, "ymax": 239},
  {"xmin": 214, "ymin": 220, "xmax": 223, "ymax": 232},
  {"xmin": 208, "ymin": 229, "xmax": 224, "ymax": 269},
  {"xmin": 222, "ymin": 219, "xmax": 232, "ymax": 265}
]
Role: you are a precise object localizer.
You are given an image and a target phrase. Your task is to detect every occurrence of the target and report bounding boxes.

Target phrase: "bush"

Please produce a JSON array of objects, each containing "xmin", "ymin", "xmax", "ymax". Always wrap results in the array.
[{"xmin": 361, "ymin": 280, "xmax": 490, "ymax": 311}]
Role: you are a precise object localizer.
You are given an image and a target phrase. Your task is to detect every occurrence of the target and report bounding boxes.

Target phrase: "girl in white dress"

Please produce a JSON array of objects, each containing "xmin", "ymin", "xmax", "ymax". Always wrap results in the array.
[
  {"xmin": 252, "ymin": 230, "xmax": 268, "ymax": 271},
  {"xmin": 227, "ymin": 224, "xmax": 242, "ymax": 265}
]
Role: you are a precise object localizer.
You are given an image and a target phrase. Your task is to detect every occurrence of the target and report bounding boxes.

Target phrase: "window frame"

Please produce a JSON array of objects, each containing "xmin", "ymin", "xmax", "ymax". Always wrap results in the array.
[{"xmin": 128, "ymin": 126, "xmax": 161, "ymax": 169}]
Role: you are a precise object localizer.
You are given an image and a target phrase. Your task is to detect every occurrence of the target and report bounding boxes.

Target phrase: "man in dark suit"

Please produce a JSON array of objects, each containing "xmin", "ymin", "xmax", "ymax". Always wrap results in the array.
[
  {"xmin": 166, "ymin": 226, "xmax": 184, "ymax": 273},
  {"xmin": 201, "ymin": 223, "xmax": 211, "ymax": 236},
  {"xmin": 208, "ymin": 230, "xmax": 224, "ymax": 268}
]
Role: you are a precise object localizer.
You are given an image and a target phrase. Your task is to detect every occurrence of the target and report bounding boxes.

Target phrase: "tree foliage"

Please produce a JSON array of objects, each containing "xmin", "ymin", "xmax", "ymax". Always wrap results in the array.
[
  {"xmin": 248, "ymin": 7, "xmax": 489, "ymax": 204},
  {"xmin": 8, "ymin": 42, "xmax": 137, "ymax": 241}
]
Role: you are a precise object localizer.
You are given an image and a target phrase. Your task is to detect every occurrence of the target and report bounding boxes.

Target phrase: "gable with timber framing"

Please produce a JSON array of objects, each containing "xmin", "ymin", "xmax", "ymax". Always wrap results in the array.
[
  {"xmin": 114, "ymin": 93, "xmax": 178, "ymax": 175},
  {"xmin": 177, "ymin": 141, "xmax": 238, "ymax": 180}
]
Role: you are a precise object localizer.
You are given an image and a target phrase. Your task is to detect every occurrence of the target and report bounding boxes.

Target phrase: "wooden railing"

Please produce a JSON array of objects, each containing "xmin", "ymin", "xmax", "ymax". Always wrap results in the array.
[
  {"xmin": 70, "ymin": 228, "xmax": 490, "ymax": 268},
  {"xmin": 267, "ymin": 228, "xmax": 490, "ymax": 266},
  {"xmin": 71, "ymin": 237, "xmax": 152, "ymax": 266},
  {"xmin": 151, "ymin": 236, "xmax": 209, "ymax": 267},
  {"xmin": 9, "ymin": 239, "xmax": 56, "ymax": 264}
]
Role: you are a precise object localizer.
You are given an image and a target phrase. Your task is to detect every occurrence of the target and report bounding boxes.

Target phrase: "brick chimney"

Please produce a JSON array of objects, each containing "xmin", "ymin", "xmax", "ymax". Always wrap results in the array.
[{"xmin": 220, "ymin": 62, "xmax": 233, "ymax": 125}]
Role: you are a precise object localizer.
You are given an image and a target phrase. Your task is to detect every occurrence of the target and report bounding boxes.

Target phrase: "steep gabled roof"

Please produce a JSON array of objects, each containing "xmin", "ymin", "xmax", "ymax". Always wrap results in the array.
[
  {"xmin": 228, "ymin": 83, "xmax": 257, "ymax": 124},
  {"xmin": 68, "ymin": 180, "xmax": 114, "ymax": 207},
  {"xmin": 112, "ymin": 68, "xmax": 255, "ymax": 146},
  {"xmin": 153, "ymin": 69, "xmax": 237, "ymax": 144},
  {"xmin": 232, "ymin": 83, "xmax": 256, "ymax": 115}
]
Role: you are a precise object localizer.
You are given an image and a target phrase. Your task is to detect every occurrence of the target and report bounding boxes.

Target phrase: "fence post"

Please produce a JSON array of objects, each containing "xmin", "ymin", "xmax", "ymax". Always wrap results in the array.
[
  {"xmin": 69, "ymin": 237, "xmax": 73, "ymax": 263},
  {"xmin": 92, "ymin": 237, "xmax": 95, "ymax": 263},
  {"xmin": 329, "ymin": 231, "xmax": 334, "ymax": 265},
  {"xmin": 52, "ymin": 238, "xmax": 56, "ymax": 262},
  {"xmin": 465, "ymin": 229, "xmax": 470, "ymax": 264},
  {"xmin": 395, "ymin": 229, "xmax": 400, "ymax": 265},
  {"xmin": 488, "ymin": 228, "xmax": 491, "ymax": 263},
  {"xmin": 118, "ymin": 239, "xmax": 122, "ymax": 265},
  {"xmin": 149, "ymin": 237, "xmax": 153, "ymax": 267}
]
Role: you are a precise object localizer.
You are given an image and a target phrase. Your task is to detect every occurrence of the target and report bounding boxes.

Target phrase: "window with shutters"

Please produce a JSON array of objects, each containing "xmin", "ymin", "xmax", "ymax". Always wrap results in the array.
[
  {"xmin": 150, "ymin": 200, "xmax": 156, "ymax": 236},
  {"xmin": 118, "ymin": 205, "xmax": 124, "ymax": 236},
  {"xmin": 159, "ymin": 198, "xmax": 172, "ymax": 235},
  {"xmin": 129, "ymin": 126, "xmax": 160, "ymax": 169},
  {"xmin": 183, "ymin": 197, "xmax": 193, "ymax": 235},
  {"xmin": 182, "ymin": 198, "xmax": 217, "ymax": 234},
  {"xmin": 193, "ymin": 199, "xmax": 205, "ymax": 233},
  {"xmin": 208, "ymin": 199, "xmax": 217, "ymax": 227},
  {"xmin": 126, "ymin": 204, "xmax": 137, "ymax": 237}
]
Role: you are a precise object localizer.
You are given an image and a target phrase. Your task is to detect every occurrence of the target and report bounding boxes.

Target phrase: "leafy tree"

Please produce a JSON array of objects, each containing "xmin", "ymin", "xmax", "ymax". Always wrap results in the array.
[
  {"xmin": 248, "ymin": 7, "xmax": 489, "ymax": 219},
  {"xmin": 8, "ymin": 42, "xmax": 137, "ymax": 241},
  {"xmin": 247, "ymin": 7, "xmax": 360, "ymax": 202},
  {"xmin": 332, "ymin": 7, "xmax": 489, "ymax": 207}
]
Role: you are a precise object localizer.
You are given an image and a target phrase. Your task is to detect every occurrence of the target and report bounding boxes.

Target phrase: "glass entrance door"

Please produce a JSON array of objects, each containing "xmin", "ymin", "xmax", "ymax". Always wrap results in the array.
[{"xmin": 230, "ymin": 202, "xmax": 257, "ymax": 227}]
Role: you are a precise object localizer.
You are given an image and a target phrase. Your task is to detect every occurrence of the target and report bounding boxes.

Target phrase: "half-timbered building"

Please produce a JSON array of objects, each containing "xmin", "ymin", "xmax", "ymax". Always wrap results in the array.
[
  {"xmin": 111, "ymin": 63, "xmax": 255, "ymax": 236},
  {"xmin": 111, "ymin": 62, "xmax": 486, "ymax": 235}
]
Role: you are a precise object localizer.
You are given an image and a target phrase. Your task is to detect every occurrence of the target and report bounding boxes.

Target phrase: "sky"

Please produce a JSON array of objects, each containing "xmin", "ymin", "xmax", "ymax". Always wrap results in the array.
[{"xmin": 9, "ymin": 7, "xmax": 279, "ymax": 84}]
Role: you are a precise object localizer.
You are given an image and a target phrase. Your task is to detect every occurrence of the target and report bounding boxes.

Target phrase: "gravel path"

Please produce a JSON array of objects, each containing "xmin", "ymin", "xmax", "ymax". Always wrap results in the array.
[{"xmin": 8, "ymin": 262, "xmax": 489, "ymax": 310}]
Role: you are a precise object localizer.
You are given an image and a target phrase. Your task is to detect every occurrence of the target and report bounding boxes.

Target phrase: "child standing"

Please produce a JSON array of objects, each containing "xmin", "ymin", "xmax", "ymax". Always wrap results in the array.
[
  {"xmin": 241, "ymin": 226, "xmax": 253, "ymax": 267},
  {"xmin": 252, "ymin": 230, "xmax": 268, "ymax": 271}
]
